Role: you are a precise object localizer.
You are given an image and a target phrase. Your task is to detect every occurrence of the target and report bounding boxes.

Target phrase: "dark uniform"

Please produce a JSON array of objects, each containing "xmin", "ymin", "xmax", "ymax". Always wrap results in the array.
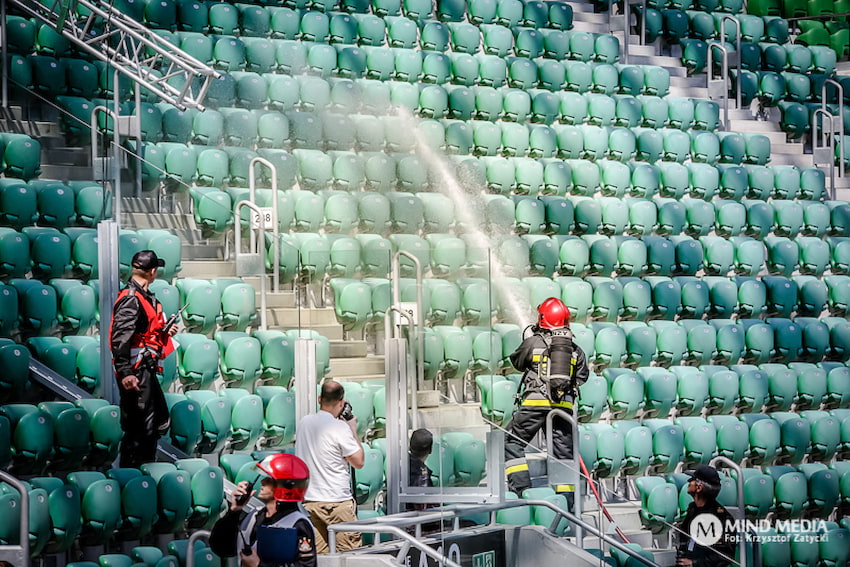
[
  {"xmin": 677, "ymin": 500, "xmax": 735, "ymax": 567},
  {"xmin": 504, "ymin": 328, "xmax": 589, "ymax": 497},
  {"xmin": 210, "ymin": 503, "xmax": 317, "ymax": 567},
  {"xmin": 110, "ymin": 278, "xmax": 171, "ymax": 468}
]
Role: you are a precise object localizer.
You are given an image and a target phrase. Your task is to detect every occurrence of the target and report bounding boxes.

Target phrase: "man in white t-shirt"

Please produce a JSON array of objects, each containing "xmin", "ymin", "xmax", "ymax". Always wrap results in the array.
[{"xmin": 296, "ymin": 380, "xmax": 364, "ymax": 554}]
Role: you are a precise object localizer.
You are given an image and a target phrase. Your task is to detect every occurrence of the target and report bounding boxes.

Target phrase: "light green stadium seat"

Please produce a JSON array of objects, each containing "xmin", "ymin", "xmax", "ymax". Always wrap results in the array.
[
  {"xmin": 174, "ymin": 334, "xmax": 219, "ymax": 391},
  {"xmin": 739, "ymin": 413, "xmax": 779, "ymax": 465},
  {"xmin": 771, "ymin": 411, "xmax": 811, "ymax": 465},
  {"xmin": 74, "ymin": 398, "xmax": 121, "ymax": 466},
  {"xmin": 38, "ymin": 400, "xmax": 90, "ymax": 470},
  {"xmin": 219, "ymin": 389, "xmax": 264, "ymax": 452},
  {"xmin": 800, "ymin": 411, "xmax": 840, "ymax": 463},
  {"xmin": 518, "ymin": 486, "xmax": 570, "ymax": 535},
  {"xmin": 823, "ymin": 365, "xmax": 850, "ymax": 409},
  {"xmin": 707, "ymin": 415, "xmax": 748, "ymax": 464},
  {"xmin": 585, "ymin": 423, "xmax": 626, "ymax": 478},
  {"xmin": 27, "ymin": 337, "xmax": 76, "ymax": 382},
  {"xmin": 635, "ymin": 476, "xmax": 678, "ymax": 533},
  {"xmin": 64, "ymin": 471, "xmax": 121, "ymax": 546},
  {"xmin": 185, "ymin": 391, "xmax": 233, "ymax": 455},
  {"xmin": 641, "ymin": 418, "xmax": 684, "ymax": 474},
  {"xmin": 602, "ymin": 368, "xmax": 644, "ymax": 419},
  {"xmin": 9, "ymin": 279, "xmax": 58, "ymax": 335}
]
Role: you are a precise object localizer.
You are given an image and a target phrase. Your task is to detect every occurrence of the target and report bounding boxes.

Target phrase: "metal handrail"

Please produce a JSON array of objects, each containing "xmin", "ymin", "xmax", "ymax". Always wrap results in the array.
[
  {"xmin": 328, "ymin": 500, "xmax": 660, "ymax": 567},
  {"xmin": 707, "ymin": 42, "xmax": 731, "ymax": 130},
  {"xmin": 391, "ymin": 251, "xmax": 425, "ymax": 396},
  {"xmin": 234, "ymin": 200, "xmax": 267, "ymax": 330},
  {"xmin": 823, "ymin": 79, "xmax": 845, "ymax": 179},
  {"xmin": 0, "ymin": 470, "xmax": 30, "ymax": 567},
  {"xmin": 90, "ymin": 105, "xmax": 122, "ymax": 221},
  {"xmin": 248, "ymin": 157, "xmax": 280, "ymax": 292},
  {"xmin": 812, "ymin": 108, "xmax": 836, "ymax": 198},
  {"xmin": 721, "ymin": 16, "xmax": 742, "ymax": 111},
  {"xmin": 185, "ymin": 530, "xmax": 211, "ymax": 567},
  {"xmin": 608, "ymin": 0, "xmax": 634, "ymax": 63}
]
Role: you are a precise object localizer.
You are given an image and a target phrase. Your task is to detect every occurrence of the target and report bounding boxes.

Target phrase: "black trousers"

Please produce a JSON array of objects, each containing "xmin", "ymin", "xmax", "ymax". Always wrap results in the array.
[
  {"xmin": 117, "ymin": 364, "xmax": 170, "ymax": 469},
  {"xmin": 504, "ymin": 406, "xmax": 573, "ymax": 496}
]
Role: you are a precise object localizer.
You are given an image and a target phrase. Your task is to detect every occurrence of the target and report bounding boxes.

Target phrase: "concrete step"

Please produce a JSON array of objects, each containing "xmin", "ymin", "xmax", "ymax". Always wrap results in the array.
[
  {"xmin": 126, "ymin": 211, "xmax": 194, "ymax": 231},
  {"xmin": 181, "ymin": 260, "xmax": 236, "ymax": 278},
  {"xmin": 329, "ymin": 340, "xmax": 370, "ymax": 358},
  {"xmin": 329, "ymin": 354, "xmax": 386, "ymax": 377},
  {"xmin": 668, "ymin": 86, "xmax": 709, "ymax": 99},
  {"xmin": 40, "ymin": 164, "xmax": 99, "ymax": 181},
  {"xmin": 628, "ymin": 55, "xmax": 687, "ymax": 75},
  {"xmin": 265, "ymin": 306, "xmax": 337, "ymax": 327},
  {"xmin": 0, "ymin": 120, "xmax": 65, "ymax": 138},
  {"xmin": 652, "ymin": 548, "xmax": 678, "ymax": 567},
  {"xmin": 582, "ymin": 501, "xmax": 646, "ymax": 533},
  {"xmin": 416, "ymin": 402, "xmax": 485, "ymax": 431},
  {"xmin": 570, "ymin": 19, "xmax": 609, "ymax": 32},
  {"xmin": 766, "ymin": 152, "xmax": 814, "ymax": 166},
  {"xmin": 44, "ymin": 147, "xmax": 90, "ymax": 167},
  {"xmin": 727, "ymin": 119, "xmax": 784, "ymax": 133},
  {"xmin": 769, "ymin": 142, "xmax": 805, "ymax": 154}
]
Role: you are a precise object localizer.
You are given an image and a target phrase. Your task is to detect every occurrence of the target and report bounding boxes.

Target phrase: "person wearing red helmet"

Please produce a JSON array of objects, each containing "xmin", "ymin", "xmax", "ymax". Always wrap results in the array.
[
  {"xmin": 209, "ymin": 453, "xmax": 317, "ymax": 567},
  {"xmin": 504, "ymin": 297, "xmax": 589, "ymax": 499}
]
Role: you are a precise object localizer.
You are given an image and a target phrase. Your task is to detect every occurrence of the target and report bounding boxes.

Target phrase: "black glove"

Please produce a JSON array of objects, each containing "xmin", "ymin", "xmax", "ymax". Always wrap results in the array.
[{"xmin": 339, "ymin": 400, "xmax": 355, "ymax": 422}]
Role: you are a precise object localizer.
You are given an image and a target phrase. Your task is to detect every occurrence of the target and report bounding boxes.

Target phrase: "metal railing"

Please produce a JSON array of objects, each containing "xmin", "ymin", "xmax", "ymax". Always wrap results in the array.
[
  {"xmin": 546, "ymin": 408, "xmax": 584, "ymax": 546},
  {"xmin": 5, "ymin": 0, "xmax": 220, "ymax": 110},
  {"xmin": 390, "ymin": 251, "xmax": 425, "ymax": 393},
  {"xmin": 234, "ymin": 200, "xmax": 268, "ymax": 330},
  {"xmin": 720, "ymin": 16, "xmax": 742, "ymax": 112},
  {"xmin": 812, "ymin": 108, "xmax": 837, "ymax": 198},
  {"xmin": 0, "ymin": 471, "xmax": 29, "ymax": 567},
  {"xmin": 328, "ymin": 500, "xmax": 660, "ymax": 567},
  {"xmin": 707, "ymin": 42, "xmax": 731, "ymax": 130},
  {"xmin": 823, "ymin": 79, "xmax": 845, "ymax": 180},
  {"xmin": 185, "ymin": 530, "xmax": 211, "ymax": 567},
  {"xmin": 248, "ymin": 157, "xmax": 281, "ymax": 292}
]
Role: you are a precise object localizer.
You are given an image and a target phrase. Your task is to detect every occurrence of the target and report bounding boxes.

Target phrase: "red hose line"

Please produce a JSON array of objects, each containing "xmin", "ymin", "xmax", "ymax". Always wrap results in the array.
[{"xmin": 579, "ymin": 456, "xmax": 631, "ymax": 544}]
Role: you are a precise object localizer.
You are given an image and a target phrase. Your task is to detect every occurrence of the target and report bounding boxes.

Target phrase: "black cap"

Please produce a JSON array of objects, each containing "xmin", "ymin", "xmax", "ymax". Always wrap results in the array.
[
  {"xmin": 131, "ymin": 250, "xmax": 165, "ymax": 270},
  {"xmin": 688, "ymin": 465, "xmax": 721, "ymax": 487},
  {"xmin": 409, "ymin": 428, "xmax": 433, "ymax": 456}
]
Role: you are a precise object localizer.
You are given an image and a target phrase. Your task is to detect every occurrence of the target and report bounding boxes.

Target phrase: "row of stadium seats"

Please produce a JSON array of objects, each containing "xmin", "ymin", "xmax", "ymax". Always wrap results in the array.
[
  {"xmin": 0, "ymin": 227, "xmax": 179, "ymax": 282},
  {"xmin": 749, "ymin": 0, "xmax": 847, "ymax": 19},
  {"xmin": 594, "ymin": 364, "xmax": 850, "ymax": 419},
  {"xmin": 637, "ymin": 464, "xmax": 850, "ymax": 531},
  {"xmin": 641, "ymin": 10, "xmax": 789, "ymax": 44},
  {"xmin": 61, "ymin": 92, "xmax": 724, "ymax": 148},
  {"xmin": 170, "ymin": 328, "xmax": 330, "ymax": 388},
  {"xmin": 61, "ymin": 544, "xmax": 222, "ymax": 567},
  {"xmin": 0, "ymin": 400, "xmax": 121, "ymax": 473},
  {"xmin": 0, "ymin": 179, "xmax": 109, "ymax": 230},
  {"xmin": 162, "ymin": 380, "xmax": 374, "ymax": 455},
  {"xmin": 201, "ymin": 190, "xmax": 841, "ymax": 241},
  {"xmin": 0, "ymin": 463, "xmax": 226, "ymax": 553},
  {"xmin": 62, "ymin": 89, "xmax": 721, "ymax": 140},
  {"xmin": 423, "ymin": 316, "xmax": 850, "ymax": 379},
  {"xmin": 13, "ymin": 0, "xmax": 576, "ymax": 35},
  {"xmin": 132, "ymin": 121, "xmax": 762, "ymax": 168},
  {"xmin": 581, "ymin": 411, "xmax": 850, "ymax": 482},
  {"xmin": 252, "ymin": 231, "xmax": 850, "ymax": 286}
]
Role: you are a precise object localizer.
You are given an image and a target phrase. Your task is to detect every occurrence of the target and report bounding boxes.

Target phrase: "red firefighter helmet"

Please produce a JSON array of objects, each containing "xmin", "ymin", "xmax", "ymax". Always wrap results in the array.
[
  {"xmin": 256, "ymin": 453, "xmax": 310, "ymax": 502},
  {"xmin": 537, "ymin": 297, "xmax": 570, "ymax": 329}
]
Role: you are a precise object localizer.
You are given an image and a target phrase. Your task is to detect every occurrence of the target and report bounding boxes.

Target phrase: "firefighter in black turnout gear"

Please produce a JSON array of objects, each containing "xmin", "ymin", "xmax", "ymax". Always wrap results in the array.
[
  {"xmin": 110, "ymin": 250, "xmax": 177, "ymax": 468},
  {"xmin": 504, "ymin": 297, "xmax": 589, "ymax": 497}
]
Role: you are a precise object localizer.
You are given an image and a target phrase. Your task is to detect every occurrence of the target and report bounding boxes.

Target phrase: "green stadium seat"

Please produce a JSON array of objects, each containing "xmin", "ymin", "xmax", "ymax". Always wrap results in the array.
[{"xmin": 739, "ymin": 413, "xmax": 779, "ymax": 464}]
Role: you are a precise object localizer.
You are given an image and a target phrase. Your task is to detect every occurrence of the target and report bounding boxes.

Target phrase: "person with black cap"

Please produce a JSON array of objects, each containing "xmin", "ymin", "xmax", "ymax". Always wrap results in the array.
[
  {"xmin": 110, "ymin": 250, "xmax": 178, "ymax": 468},
  {"xmin": 675, "ymin": 465, "xmax": 735, "ymax": 567},
  {"xmin": 408, "ymin": 428, "xmax": 434, "ymax": 491}
]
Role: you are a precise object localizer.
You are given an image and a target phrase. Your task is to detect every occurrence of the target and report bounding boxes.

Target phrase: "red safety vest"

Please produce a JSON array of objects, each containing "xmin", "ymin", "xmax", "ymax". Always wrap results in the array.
[{"xmin": 111, "ymin": 287, "xmax": 175, "ymax": 369}]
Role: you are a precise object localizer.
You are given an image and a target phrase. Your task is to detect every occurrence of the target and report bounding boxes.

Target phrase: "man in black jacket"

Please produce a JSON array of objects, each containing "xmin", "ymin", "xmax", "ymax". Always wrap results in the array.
[
  {"xmin": 504, "ymin": 297, "xmax": 589, "ymax": 498},
  {"xmin": 676, "ymin": 465, "xmax": 735, "ymax": 567},
  {"xmin": 110, "ymin": 250, "xmax": 177, "ymax": 468},
  {"xmin": 211, "ymin": 453, "xmax": 317, "ymax": 567}
]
